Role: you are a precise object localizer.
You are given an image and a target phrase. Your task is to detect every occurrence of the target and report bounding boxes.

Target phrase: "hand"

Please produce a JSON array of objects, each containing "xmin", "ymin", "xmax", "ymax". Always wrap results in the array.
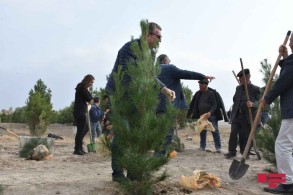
[
  {"xmin": 246, "ymin": 101, "xmax": 254, "ymax": 108},
  {"xmin": 205, "ymin": 112, "xmax": 211, "ymax": 118},
  {"xmin": 205, "ymin": 76, "xmax": 215, "ymax": 82},
  {"xmin": 105, "ymin": 109, "xmax": 110, "ymax": 113},
  {"xmin": 170, "ymin": 90, "xmax": 176, "ymax": 101},
  {"xmin": 200, "ymin": 112, "xmax": 210, "ymax": 120},
  {"xmin": 279, "ymin": 45, "xmax": 288, "ymax": 58},
  {"xmin": 260, "ymin": 98, "xmax": 267, "ymax": 108},
  {"xmin": 161, "ymin": 87, "xmax": 176, "ymax": 101}
]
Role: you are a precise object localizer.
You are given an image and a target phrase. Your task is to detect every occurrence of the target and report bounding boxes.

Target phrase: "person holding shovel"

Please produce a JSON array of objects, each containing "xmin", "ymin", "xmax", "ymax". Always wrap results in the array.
[
  {"xmin": 261, "ymin": 38, "xmax": 293, "ymax": 194},
  {"xmin": 73, "ymin": 74, "xmax": 94, "ymax": 155},
  {"xmin": 224, "ymin": 69, "xmax": 260, "ymax": 159}
]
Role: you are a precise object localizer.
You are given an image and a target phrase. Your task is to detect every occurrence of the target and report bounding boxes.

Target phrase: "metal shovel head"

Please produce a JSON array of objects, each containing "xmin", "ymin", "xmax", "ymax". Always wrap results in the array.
[
  {"xmin": 87, "ymin": 143, "xmax": 96, "ymax": 153},
  {"xmin": 229, "ymin": 159, "xmax": 249, "ymax": 180}
]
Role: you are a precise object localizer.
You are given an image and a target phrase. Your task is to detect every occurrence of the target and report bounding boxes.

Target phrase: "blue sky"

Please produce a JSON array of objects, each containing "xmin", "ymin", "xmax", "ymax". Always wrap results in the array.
[{"xmin": 0, "ymin": 0, "xmax": 292, "ymax": 111}]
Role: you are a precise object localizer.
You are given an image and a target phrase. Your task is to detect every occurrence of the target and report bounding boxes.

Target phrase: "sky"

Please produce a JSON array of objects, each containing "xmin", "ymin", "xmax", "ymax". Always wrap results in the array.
[{"xmin": 0, "ymin": 0, "xmax": 292, "ymax": 111}]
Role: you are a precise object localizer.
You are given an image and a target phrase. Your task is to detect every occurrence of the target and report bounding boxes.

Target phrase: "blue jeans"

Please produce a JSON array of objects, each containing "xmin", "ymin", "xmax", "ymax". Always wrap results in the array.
[
  {"xmin": 261, "ymin": 112, "xmax": 270, "ymax": 125},
  {"xmin": 90, "ymin": 121, "xmax": 102, "ymax": 142},
  {"xmin": 200, "ymin": 115, "xmax": 221, "ymax": 150}
]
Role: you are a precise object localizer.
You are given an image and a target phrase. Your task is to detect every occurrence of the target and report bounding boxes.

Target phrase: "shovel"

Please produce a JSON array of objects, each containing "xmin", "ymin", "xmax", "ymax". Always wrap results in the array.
[
  {"xmin": 232, "ymin": 68, "xmax": 261, "ymax": 160},
  {"xmin": 229, "ymin": 30, "xmax": 291, "ymax": 180},
  {"xmin": 86, "ymin": 104, "xmax": 96, "ymax": 153},
  {"xmin": 0, "ymin": 126, "xmax": 19, "ymax": 137},
  {"xmin": 240, "ymin": 58, "xmax": 262, "ymax": 160}
]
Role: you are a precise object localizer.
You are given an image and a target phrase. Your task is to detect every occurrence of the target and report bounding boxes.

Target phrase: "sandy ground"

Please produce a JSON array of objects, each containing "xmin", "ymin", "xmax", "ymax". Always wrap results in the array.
[{"xmin": 0, "ymin": 122, "xmax": 275, "ymax": 195}]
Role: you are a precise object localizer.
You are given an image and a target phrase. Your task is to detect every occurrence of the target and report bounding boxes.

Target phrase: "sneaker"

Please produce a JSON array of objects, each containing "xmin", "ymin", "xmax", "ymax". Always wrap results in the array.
[
  {"xmin": 264, "ymin": 183, "xmax": 293, "ymax": 194},
  {"xmin": 224, "ymin": 152, "xmax": 236, "ymax": 159},
  {"xmin": 199, "ymin": 147, "xmax": 205, "ymax": 151},
  {"xmin": 216, "ymin": 149, "xmax": 221, "ymax": 153}
]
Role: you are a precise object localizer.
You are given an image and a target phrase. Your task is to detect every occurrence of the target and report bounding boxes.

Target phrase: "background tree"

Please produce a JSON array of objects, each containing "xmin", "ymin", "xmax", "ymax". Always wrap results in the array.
[
  {"xmin": 56, "ymin": 102, "xmax": 75, "ymax": 124},
  {"xmin": 176, "ymin": 83, "xmax": 193, "ymax": 128},
  {"xmin": 111, "ymin": 20, "xmax": 175, "ymax": 194},
  {"xmin": 0, "ymin": 113, "xmax": 12, "ymax": 123},
  {"xmin": 256, "ymin": 59, "xmax": 280, "ymax": 166},
  {"xmin": 11, "ymin": 106, "xmax": 27, "ymax": 123},
  {"xmin": 26, "ymin": 79, "xmax": 53, "ymax": 136}
]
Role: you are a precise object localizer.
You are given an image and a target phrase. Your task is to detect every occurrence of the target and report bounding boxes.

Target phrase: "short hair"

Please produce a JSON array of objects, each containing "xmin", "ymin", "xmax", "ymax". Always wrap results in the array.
[
  {"xmin": 103, "ymin": 95, "xmax": 109, "ymax": 100},
  {"xmin": 157, "ymin": 54, "xmax": 168, "ymax": 64},
  {"xmin": 93, "ymin": 97, "xmax": 100, "ymax": 103},
  {"xmin": 149, "ymin": 22, "xmax": 162, "ymax": 33}
]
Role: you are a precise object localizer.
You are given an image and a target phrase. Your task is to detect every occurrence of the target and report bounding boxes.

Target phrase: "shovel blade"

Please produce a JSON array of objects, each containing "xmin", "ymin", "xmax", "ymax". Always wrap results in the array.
[
  {"xmin": 229, "ymin": 159, "xmax": 249, "ymax": 180},
  {"xmin": 87, "ymin": 143, "xmax": 96, "ymax": 153}
]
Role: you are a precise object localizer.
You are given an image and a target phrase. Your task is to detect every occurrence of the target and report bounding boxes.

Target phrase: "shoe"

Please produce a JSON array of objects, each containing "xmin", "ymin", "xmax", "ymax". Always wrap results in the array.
[
  {"xmin": 112, "ymin": 175, "xmax": 127, "ymax": 183},
  {"xmin": 73, "ymin": 150, "xmax": 84, "ymax": 155},
  {"xmin": 199, "ymin": 147, "xmax": 205, "ymax": 151},
  {"xmin": 81, "ymin": 149, "xmax": 88, "ymax": 154},
  {"xmin": 264, "ymin": 183, "xmax": 293, "ymax": 194},
  {"xmin": 216, "ymin": 149, "xmax": 221, "ymax": 153},
  {"xmin": 224, "ymin": 152, "xmax": 236, "ymax": 159}
]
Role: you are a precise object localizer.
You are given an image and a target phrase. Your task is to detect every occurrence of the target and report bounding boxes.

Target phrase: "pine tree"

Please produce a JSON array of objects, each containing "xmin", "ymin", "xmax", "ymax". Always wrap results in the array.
[
  {"xmin": 26, "ymin": 79, "xmax": 53, "ymax": 136},
  {"xmin": 110, "ymin": 20, "xmax": 175, "ymax": 194},
  {"xmin": 256, "ymin": 59, "xmax": 280, "ymax": 166}
]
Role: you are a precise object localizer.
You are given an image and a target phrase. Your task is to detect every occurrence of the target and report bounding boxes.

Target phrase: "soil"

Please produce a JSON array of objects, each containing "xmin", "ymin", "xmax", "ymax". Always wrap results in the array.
[{"xmin": 0, "ymin": 122, "xmax": 274, "ymax": 195}]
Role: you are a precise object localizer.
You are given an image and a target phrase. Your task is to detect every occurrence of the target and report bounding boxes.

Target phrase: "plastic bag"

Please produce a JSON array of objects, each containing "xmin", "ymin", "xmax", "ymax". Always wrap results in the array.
[
  {"xmin": 189, "ymin": 113, "xmax": 215, "ymax": 133},
  {"xmin": 179, "ymin": 170, "xmax": 221, "ymax": 190}
]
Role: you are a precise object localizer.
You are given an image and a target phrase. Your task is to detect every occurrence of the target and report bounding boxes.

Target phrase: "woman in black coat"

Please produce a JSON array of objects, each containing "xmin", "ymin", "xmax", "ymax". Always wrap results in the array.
[{"xmin": 73, "ymin": 74, "xmax": 94, "ymax": 155}]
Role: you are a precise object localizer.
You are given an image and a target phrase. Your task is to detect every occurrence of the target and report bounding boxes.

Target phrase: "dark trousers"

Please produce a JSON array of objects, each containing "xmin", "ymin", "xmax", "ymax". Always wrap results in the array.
[
  {"xmin": 111, "ymin": 134, "xmax": 124, "ymax": 177},
  {"xmin": 228, "ymin": 113, "xmax": 251, "ymax": 153},
  {"xmin": 154, "ymin": 111, "xmax": 175, "ymax": 156},
  {"xmin": 74, "ymin": 113, "xmax": 88, "ymax": 151}
]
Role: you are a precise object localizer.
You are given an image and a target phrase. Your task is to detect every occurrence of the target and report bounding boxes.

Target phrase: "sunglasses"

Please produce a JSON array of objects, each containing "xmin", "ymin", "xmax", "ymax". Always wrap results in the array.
[{"xmin": 150, "ymin": 32, "xmax": 161, "ymax": 40}]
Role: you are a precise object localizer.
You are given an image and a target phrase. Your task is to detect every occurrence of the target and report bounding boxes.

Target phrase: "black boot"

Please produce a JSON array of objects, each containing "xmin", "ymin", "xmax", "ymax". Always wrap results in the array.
[
  {"xmin": 264, "ymin": 183, "xmax": 293, "ymax": 194},
  {"xmin": 224, "ymin": 152, "xmax": 236, "ymax": 159},
  {"xmin": 73, "ymin": 150, "xmax": 84, "ymax": 155}
]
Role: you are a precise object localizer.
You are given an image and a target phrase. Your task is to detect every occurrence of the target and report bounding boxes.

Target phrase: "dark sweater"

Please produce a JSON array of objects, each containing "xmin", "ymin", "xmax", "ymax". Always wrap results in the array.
[
  {"xmin": 105, "ymin": 39, "xmax": 165, "ymax": 94},
  {"xmin": 73, "ymin": 84, "xmax": 93, "ymax": 118},
  {"xmin": 187, "ymin": 89, "xmax": 217, "ymax": 119},
  {"xmin": 156, "ymin": 64, "xmax": 205, "ymax": 112},
  {"xmin": 265, "ymin": 54, "xmax": 293, "ymax": 119}
]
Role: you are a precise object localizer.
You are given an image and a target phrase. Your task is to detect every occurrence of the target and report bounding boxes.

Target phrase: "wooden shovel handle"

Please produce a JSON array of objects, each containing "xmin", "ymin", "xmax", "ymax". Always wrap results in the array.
[
  {"xmin": 232, "ymin": 70, "xmax": 240, "ymax": 84},
  {"xmin": 0, "ymin": 126, "xmax": 19, "ymax": 137},
  {"xmin": 242, "ymin": 30, "xmax": 291, "ymax": 159},
  {"xmin": 240, "ymin": 58, "xmax": 260, "ymax": 159}
]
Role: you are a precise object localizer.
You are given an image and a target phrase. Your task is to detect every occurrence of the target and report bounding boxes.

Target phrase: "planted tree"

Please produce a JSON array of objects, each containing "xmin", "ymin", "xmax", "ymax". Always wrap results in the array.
[
  {"xmin": 26, "ymin": 79, "xmax": 53, "ymax": 136},
  {"xmin": 110, "ymin": 20, "xmax": 175, "ymax": 194},
  {"xmin": 256, "ymin": 59, "xmax": 280, "ymax": 166}
]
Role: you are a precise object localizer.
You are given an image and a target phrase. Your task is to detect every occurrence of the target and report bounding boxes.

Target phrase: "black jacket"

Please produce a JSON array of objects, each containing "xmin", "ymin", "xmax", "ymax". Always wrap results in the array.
[
  {"xmin": 187, "ymin": 88, "xmax": 228, "ymax": 121},
  {"xmin": 230, "ymin": 83, "xmax": 260, "ymax": 124},
  {"xmin": 73, "ymin": 84, "xmax": 93, "ymax": 118}
]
